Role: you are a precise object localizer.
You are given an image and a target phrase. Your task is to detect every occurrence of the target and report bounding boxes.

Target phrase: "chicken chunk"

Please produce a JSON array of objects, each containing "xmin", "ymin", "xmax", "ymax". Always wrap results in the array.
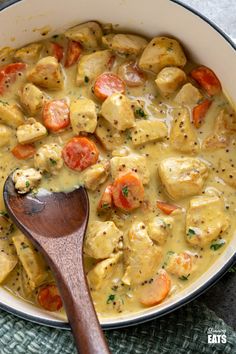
[
  {"xmin": 12, "ymin": 168, "xmax": 42, "ymax": 194},
  {"xmin": 139, "ymin": 36, "xmax": 186, "ymax": 74},
  {"xmin": 84, "ymin": 221, "xmax": 123, "ymax": 259},
  {"xmin": 103, "ymin": 33, "xmax": 147, "ymax": 55},
  {"xmin": 27, "ymin": 56, "xmax": 64, "ymax": 90},
  {"xmin": 170, "ymin": 107, "xmax": 199, "ymax": 154},
  {"xmin": 19, "ymin": 83, "xmax": 45, "ymax": 115},
  {"xmin": 101, "ymin": 93, "xmax": 135, "ymax": 131},
  {"xmin": 219, "ymin": 159, "xmax": 236, "ymax": 189},
  {"xmin": 0, "ymin": 251, "xmax": 18, "ymax": 284},
  {"xmin": 0, "ymin": 47, "xmax": 15, "ymax": 65},
  {"xmin": 158, "ymin": 157, "xmax": 209, "ymax": 200},
  {"xmin": 165, "ymin": 251, "xmax": 193, "ymax": 278},
  {"xmin": 76, "ymin": 50, "xmax": 112, "ymax": 85},
  {"xmin": 122, "ymin": 222, "xmax": 163, "ymax": 286},
  {"xmin": 82, "ymin": 161, "xmax": 109, "ymax": 191},
  {"xmin": 87, "ymin": 252, "xmax": 122, "ymax": 291},
  {"xmin": 148, "ymin": 216, "xmax": 173, "ymax": 245},
  {"xmin": 174, "ymin": 83, "xmax": 202, "ymax": 106},
  {"xmin": 186, "ymin": 195, "xmax": 229, "ymax": 247},
  {"xmin": 70, "ymin": 98, "xmax": 97, "ymax": 134},
  {"xmin": 95, "ymin": 117, "xmax": 124, "ymax": 151},
  {"xmin": 131, "ymin": 120, "xmax": 168, "ymax": 146},
  {"xmin": 12, "ymin": 231, "xmax": 48, "ymax": 289},
  {"xmin": 202, "ymin": 110, "xmax": 230, "ymax": 150},
  {"xmin": 155, "ymin": 67, "xmax": 186, "ymax": 96},
  {"xmin": 0, "ymin": 101, "xmax": 25, "ymax": 128},
  {"xmin": 14, "ymin": 43, "xmax": 42, "ymax": 64},
  {"xmin": 0, "ymin": 124, "xmax": 11, "ymax": 147},
  {"xmin": 34, "ymin": 143, "xmax": 63, "ymax": 175},
  {"xmin": 16, "ymin": 119, "xmax": 47, "ymax": 144},
  {"xmin": 65, "ymin": 21, "xmax": 103, "ymax": 49},
  {"xmin": 110, "ymin": 155, "xmax": 150, "ymax": 184}
]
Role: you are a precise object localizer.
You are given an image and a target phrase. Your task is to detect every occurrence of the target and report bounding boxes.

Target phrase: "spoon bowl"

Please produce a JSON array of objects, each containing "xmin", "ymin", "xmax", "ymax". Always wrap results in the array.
[{"xmin": 3, "ymin": 174, "xmax": 110, "ymax": 354}]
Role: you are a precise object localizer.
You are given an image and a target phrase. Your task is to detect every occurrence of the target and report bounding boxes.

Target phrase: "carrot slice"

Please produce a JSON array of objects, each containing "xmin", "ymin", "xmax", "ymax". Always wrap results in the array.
[
  {"xmin": 38, "ymin": 284, "xmax": 63, "ymax": 312},
  {"xmin": 156, "ymin": 200, "xmax": 180, "ymax": 215},
  {"xmin": 190, "ymin": 66, "xmax": 222, "ymax": 96},
  {"xmin": 65, "ymin": 40, "xmax": 82, "ymax": 68},
  {"xmin": 192, "ymin": 99, "xmax": 212, "ymax": 128},
  {"xmin": 62, "ymin": 136, "xmax": 99, "ymax": 171},
  {"xmin": 12, "ymin": 143, "xmax": 36, "ymax": 160},
  {"xmin": 93, "ymin": 73, "xmax": 125, "ymax": 101},
  {"xmin": 140, "ymin": 270, "xmax": 171, "ymax": 306},
  {"xmin": 112, "ymin": 172, "xmax": 144, "ymax": 211},
  {"xmin": 97, "ymin": 184, "xmax": 113, "ymax": 212},
  {"xmin": 118, "ymin": 61, "xmax": 146, "ymax": 87},
  {"xmin": 43, "ymin": 99, "xmax": 70, "ymax": 133},
  {"xmin": 0, "ymin": 62, "xmax": 26, "ymax": 95},
  {"xmin": 48, "ymin": 42, "xmax": 64, "ymax": 62}
]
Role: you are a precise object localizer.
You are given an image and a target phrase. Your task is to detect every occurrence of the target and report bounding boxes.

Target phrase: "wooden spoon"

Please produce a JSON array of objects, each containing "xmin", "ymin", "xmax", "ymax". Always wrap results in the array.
[{"xmin": 3, "ymin": 174, "xmax": 110, "ymax": 354}]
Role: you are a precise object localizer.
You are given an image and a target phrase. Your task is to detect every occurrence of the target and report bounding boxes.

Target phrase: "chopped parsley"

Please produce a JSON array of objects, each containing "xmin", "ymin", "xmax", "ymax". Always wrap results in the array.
[
  {"xmin": 106, "ymin": 294, "xmax": 115, "ymax": 304},
  {"xmin": 187, "ymin": 228, "xmax": 196, "ymax": 237},
  {"xmin": 0, "ymin": 211, "xmax": 9, "ymax": 218},
  {"xmin": 84, "ymin": 76, "xmax": 90, "ymax": 83},
  {"xmin": 210, "ymin": 240, "xmax": 225, "ymax": 251},
  {"xmin": 126, "ymin": 130, "xmax": 132, "ymax": 141},
  {"xmin": 21, "ymin": 243, "xmax": 29, "ymax": 250},
  {"xmin": 122, "ymin": 186, "xmax": 129, "ymax": 197},
  {"xmin": 167, "ymin": 46, "xmax": 173, "ymax": 52},
  {"xmin": 0, "ymin": 99, "xmax": 9, "ymax": 106},
  {"xmin": 135, "ymin": 108, "xmax": 147, "ymax": 118},
  {"xmin": 25, "ymin": 181, "xmax": 30, "ymax": 188},
  {"xmin": 102, "ymin": 203, "xmax": 110, "ymax": 209},
  {"xmin": 179, "ymin": 274, "xmax": 190, "ymax": 281},
  {"xmin": 49, "ymin": 158, "xmax": 57, "ymax": 165}
]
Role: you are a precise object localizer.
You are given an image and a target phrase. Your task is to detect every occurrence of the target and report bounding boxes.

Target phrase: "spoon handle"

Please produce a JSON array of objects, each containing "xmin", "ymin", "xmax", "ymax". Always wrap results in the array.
[{"xmin": 47, "ymin": 237, "xmax": 110, "ymax": 354}]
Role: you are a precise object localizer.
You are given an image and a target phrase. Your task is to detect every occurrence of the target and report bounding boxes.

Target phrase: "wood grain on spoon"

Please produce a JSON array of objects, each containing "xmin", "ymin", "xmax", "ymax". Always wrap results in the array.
[{"xmin": 3, "ymin": 174, "xmax": 110, "ymax": 354}]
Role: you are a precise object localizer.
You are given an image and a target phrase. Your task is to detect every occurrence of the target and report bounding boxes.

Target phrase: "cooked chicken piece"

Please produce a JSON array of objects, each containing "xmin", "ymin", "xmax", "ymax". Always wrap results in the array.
[
  {"xmin": 139, "ymin": 36, "xmax": 186, "ymax": 74},
  {"xmin": 14, "ymin": 43, "xmax": 42, "ymax": 64},
  {"xmin": 12, "ymin": 168, "xmax": 42, "ymax": 194},
  {"xmin": 84, "ymin": 221, "xmax": 123, "ymax": 259},
  {"xmin": 148, "ymin": 216, "xmax": 173, "ymax": 245},
  {"xmin": 70, "ymin": 98, "xmax": 97, "ymax": 134},
  {"xmin": 19, "ymin": 83, "xmax": 45, "ymax": 115},
  {"xmin": 158, "ymin": 157, "xmax": 209, "ymax": 200},
  {"xmin": 165, "ymin": 251, "xmax": 193, "ymax": 278},
  {"xmin": 186, "ymin": 195, "xmax": 229, "ymax": 247},
  {"xmin": 76, "ymin": 50, "xmax": 112, "ymax": 85},
  {"xmin": 110, "ymin": 155, "xmax": 150, "ymax": 184},
  {"xmin": 65, "ymin": 21, "xmax": 103, "ymax": 49},
  {"xmin": 17, "ymin": 118, "xmax": 47, "ymax": 144},
  {"xmin": 82, "ymin": 160, "xmax": 109, "ymax": 191},
  {"xmin": 131, "ymin": 120, "xmax": 168, "ymax": 146},
  {"xmin": 34, "ymin": 143, "xmax": 63, "ymax": 175},
  {"xmin": 27, "ymin": 56, "xmax": 64, "ymax": 90},
  {"xmin": 174, "ymin": 83, "xmax": 202, "ymax": 106},
  {"xmin": 0, "ymin": 124, "xmax": 11, "ymax": 147},
  {"xmin": 12, "ymin": 231, "xmax": 48, "ymax": 289},
  {"xmin": 122, "ymin": 222, "xmax": 163, "ymax": 286},
  {"xmin": 101, "ymin": 93, "xmax": 135, "ymax": 131},
  {"xmin": 95, "ymin": 117, "xmax": 124, "ymax": 151},
  {"xmin": 0, "ymin": 101, "xmax": 25, "ymax": 128},
  {"xmin": 202, "ymin": 110, "xmax": 230, "ymax": 150},
  {"xmin": 0, "ymin": 252, "xmax": 18, "ymax": 284},
  {"xmin": 155, "ymin": 67, "xmax": 186, "ymax": 96},
  {"xmin": 170, "ymin": 107, "xmax": 199, "ymax": 154},
  {"xmin": 102, "ymin": 33, "xmax": 147, "ymax": 55},
  {"xmin": 87, "ymin": 252, "xmax": 122, "ymax": 290},
  {"xmin": 219, "ymin": 159, "xmax": 236, "ymax": 189},
  {"xmin": 0, "ymin": 47, "xmax": 15, "ymax": 65}
]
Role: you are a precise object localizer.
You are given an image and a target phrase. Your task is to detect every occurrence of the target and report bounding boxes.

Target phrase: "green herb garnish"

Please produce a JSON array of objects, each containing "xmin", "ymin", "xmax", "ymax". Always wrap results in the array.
[
  {"xmin": 102, "ymin": 203, "xmax": 110, "ymax": 209},
  {"xmin": 122, "ymin": 186, "xmax": 129, "ymax": 197},
  {"xmin": 49, "ymin": 158, "xmax": 57, "ymax": 165},
  {"xmin": 179, "ymin": 274, "xmax": 190, "ymax": 281},
  {"xmin": 84, "ymin": 76, "xmax": 90, "ymax": 83},
  {"xmin": 135, "ymin": 108, "xmax": 147, "ymax": 118},
  {"xmin": 106, "ymin": 294, "xmax": 115, "ymax": 304},
  {"xmin": 21, "ymin": 243, "xmax": 29, "ymax": 250},
  {"xmin": 210, "ymin": 240, "xmax": 225, "ymax": 251},
  {"xmin": 25, "ymin": 181, "xmax": 30, "ymax": 188},
  {"xmin": 0, "ymin": 99, "xmax": 9, "ymax": 106},
  {"xmin": 167, "ymin": 46, "xmax": 173, "ymax": 52},
  {"xmin": 187, "ymin": 228, "xmax": 196, "ymax": 237},
  {"xmin": 0, "ymin": 211, "xmax": 9, "ymax": 218},
  {"xmin": 126, "ymin": 130, "xmax": 132, "ymax": 141}
]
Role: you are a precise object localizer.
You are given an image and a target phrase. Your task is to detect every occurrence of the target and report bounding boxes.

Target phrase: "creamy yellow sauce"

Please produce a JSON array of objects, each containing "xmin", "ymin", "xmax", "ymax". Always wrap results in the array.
[{"xmin": 0, "ymin": 22, "xmax": 235, "ymax": 319}]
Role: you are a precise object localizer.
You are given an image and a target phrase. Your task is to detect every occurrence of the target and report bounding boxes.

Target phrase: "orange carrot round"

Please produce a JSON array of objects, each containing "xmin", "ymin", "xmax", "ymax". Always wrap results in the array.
[
  {"xmin": 43, "ymin": 99, "xmax": 70, "ymax": 133},
  {"xmin": 38, "ymin": 284, "xmax": 63, "ymax": 312},
  {"xmin": 94, "ymin": 73, "xmax": 125, "ymax": 101}
]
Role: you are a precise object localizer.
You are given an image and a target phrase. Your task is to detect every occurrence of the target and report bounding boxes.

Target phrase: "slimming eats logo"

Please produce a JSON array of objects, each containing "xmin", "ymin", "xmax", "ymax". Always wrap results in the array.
[{"xmin": 207, "ymin": 328, "xmax": 227, "ymax": 344}]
